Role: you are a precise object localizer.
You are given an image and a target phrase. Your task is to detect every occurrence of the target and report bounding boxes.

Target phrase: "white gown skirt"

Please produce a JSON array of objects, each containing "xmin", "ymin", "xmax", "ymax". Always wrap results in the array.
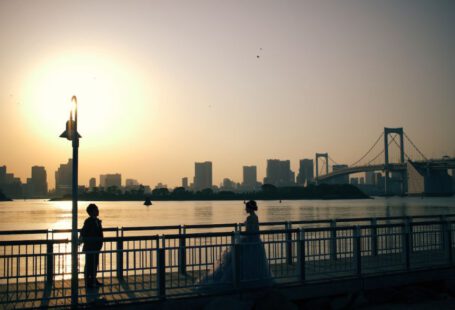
[{"xmin": 196, "ymin": 235, "xmax": 273, "ymax": 290}]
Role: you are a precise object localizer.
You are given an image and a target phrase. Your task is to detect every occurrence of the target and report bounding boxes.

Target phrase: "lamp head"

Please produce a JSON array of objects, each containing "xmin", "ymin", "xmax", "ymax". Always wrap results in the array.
[{"xmin": 59, "ymin": 96, "xmax": 81, "ymax": 140}]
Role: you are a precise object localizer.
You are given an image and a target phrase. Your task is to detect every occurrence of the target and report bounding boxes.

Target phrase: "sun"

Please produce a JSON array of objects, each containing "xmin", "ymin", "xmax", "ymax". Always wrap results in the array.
[{"xmin": 22, "ymin": 52, "xmax": 147, "ymax": 144}]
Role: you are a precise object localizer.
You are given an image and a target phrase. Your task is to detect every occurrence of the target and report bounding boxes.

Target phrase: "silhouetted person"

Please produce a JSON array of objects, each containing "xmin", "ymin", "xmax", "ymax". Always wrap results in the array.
[{"xmin": 79, "ymin": 204, "xmax": 104, "ymax": 288}]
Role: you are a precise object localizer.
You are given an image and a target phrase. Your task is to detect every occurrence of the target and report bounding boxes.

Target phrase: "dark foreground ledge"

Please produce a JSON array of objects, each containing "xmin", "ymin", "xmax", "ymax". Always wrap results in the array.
[{"xmin": 109, "ymin": 267, "xmax": 455, "ymax": 310}]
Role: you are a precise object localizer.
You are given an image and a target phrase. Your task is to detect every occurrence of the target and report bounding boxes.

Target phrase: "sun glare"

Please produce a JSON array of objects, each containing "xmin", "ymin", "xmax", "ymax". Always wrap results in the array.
[{"xmin": 23, "ymin": 52, "xmax": 147, "ymax": 144}]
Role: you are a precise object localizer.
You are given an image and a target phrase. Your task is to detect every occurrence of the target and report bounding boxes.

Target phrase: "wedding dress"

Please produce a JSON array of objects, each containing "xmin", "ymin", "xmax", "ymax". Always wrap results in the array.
[{"xmin": 196, "ymin": 213, "xmax": 273, "ymax": 290}]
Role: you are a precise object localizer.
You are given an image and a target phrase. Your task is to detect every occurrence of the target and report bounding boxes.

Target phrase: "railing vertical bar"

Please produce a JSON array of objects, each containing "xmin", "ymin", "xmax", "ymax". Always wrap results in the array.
[
  {"xmin": 353, "ymin": 226, "xmax": 361, "ymax": 276},
  {"xmin": 232, "ymin": 232, "xmax": 240, "ymax": 289},
  {"xmin": 298, "ymin": 229, "xmax": 306, "ymax": 282},
  {"xmin": 285, "ymin": 222, "xmax": 293, "ymax": 265},
  {"xmin": 330, "ymin": 220, "xmax": 337, "ymax": 260},
  {"xmin": 157, "ymin": 247, "xmax": 166, "ymax": 299},
  {"xmin": 403, "ymin": 223, "xmax": 411, "ymax": 270},
  {"xmin": 46, "ymin": 241, "xmax": 53, "ymax": 285},
  {"xmin": 371, "ymin": 218, "xmax": 378, "ymax": 256},
  {"xmin": 178, "ymin": 226, "xmax": 186, "ymax": 275}
]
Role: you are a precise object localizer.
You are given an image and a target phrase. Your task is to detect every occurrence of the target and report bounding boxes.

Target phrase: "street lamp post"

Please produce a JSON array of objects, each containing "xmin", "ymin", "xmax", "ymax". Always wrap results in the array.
[{"xmin": 60, "ymin": 96, "xmax": 81, "ymax": 308}]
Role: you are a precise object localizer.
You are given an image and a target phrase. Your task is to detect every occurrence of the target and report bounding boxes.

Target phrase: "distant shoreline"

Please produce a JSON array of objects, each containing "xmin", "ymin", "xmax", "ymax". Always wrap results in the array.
[
  {"xmin": 49, "ymin": 196, "xmax": 372, "ymax": 202},
  {"xmin": 49, "ymin": 184, "xmax": 371, "ymax": 202}
]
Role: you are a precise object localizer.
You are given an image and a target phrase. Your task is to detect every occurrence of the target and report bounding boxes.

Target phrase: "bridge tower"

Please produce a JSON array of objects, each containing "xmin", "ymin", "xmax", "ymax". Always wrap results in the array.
[
  {"xmin": 384, "ymin": 127, "xmax": 405, "ymax": 195},
  {"xmin": 315, "ymin": 153, "xmax": 329, "ymax": 185}
]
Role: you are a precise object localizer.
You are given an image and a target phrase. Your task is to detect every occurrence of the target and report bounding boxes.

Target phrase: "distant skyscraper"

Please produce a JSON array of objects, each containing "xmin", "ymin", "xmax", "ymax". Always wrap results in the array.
[
  {"xmin": 89, "ymin": 177, "xmax": 96, "ymax": 189},
  {"xmin": 331, "ymin": 164, "xmax": 349, "ymax": 184},
  {"xmin": 242, "ymin": 166, "xmax": 257, "ymax": 188},
  {"xmin": 100, "ymin": 174, "xmax": 122, "ymax": 189},
  {"xmin": 0, "ymin": 166, "xmax": 6, "ymax": 185},
  {"xmin": 296, "ymin": 159, "xmax": 314, "ymax": 186},
  {"xmin": 182, "ymin": 177, "xmax": 189, "ymax": 189},
  {"xmin": 194, "ymin": 162, "xmax": 212, "ymax": 190},
  {"xmin": 264, "ymin": 159, "xmax": 293, "ymax": 186},
  {"xmin": 31, "ymin": 166, "xmax": 47, "ymax": 196},
  {"xmin": 125, "ymin": 179, "xmax": 139, "ymax": 187},
  {"xmin": 55, "ymin": 159, "xmax": 72, "ymax": 195},
  {"xmin": 0, "ymin": 166, "xmax": 23, "ymax": 198}
]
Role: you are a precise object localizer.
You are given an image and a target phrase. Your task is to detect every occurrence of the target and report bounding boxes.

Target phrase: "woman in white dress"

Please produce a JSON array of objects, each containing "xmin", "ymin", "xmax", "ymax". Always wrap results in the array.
[{"xmin": 196, "ymin": 200, "xmax": 273, "ymax": 290}]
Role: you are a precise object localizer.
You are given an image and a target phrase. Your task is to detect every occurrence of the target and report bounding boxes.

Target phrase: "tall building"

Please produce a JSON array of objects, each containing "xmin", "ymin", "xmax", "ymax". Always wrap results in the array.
[
  {"xmin": 242, "ymin": 166, "xmax": 257, "ymax": 189},
  {"xmin": 31, "ymin": 166, "xmax": 47, "ymax": 197},
  {"xmin": 296, "ymin": 159, "xmax": 314, "ymax": 186},
  {"xmin": 331, "ymin": 164, "xmax": 349, "ymax": 184},
  {"xmin": 89, "ymin": 177, "xmax": 96, "ymax": 189},
  {"xmin": 264, "ymin": 159, "xmax": 293, "ymax": 187},
  {"xmin": 182, "ymin": 177, "xmax": 189, "ymax": 189},
  {"xmin": 0, "ymin": 166, "xmax": 23, "ymax": 198},
  {"xmin": 100, "ymin": 174, "xmax": 122, "ymax": 189},
  {"xmin": 193, "ymin": 161, "xmax": 212, "ymax": 190},
  {"xmin": 55, "ymin": 159, "xmax": 72, "ymax": 196},
  {"xmin": 0, "ymin": 166, "xmax": 6, "ymax": 185}
]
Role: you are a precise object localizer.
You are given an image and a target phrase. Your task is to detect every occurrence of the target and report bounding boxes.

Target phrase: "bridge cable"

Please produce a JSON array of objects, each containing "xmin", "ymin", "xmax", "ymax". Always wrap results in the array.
[
  {"xmin": 391, "ymin": 137, "xmax": 411, "ymax": 161},
  {"xmin": 350, "ymin": 132, "xmax": 383, "ymax": 167},
  {"xmin": 328, "ymin": 156, "xmax": 339, "ymax": 166},
  {"xmin": 366, "ymin": 135, "xmax": 396, "ymax": 166},
  {"xmin": 319, "ymin": 158, "xmax": 327, "ymax": 176},
  {"xmin": 404, "ymin": 132, "xmax": 428, "ymax": 160}
]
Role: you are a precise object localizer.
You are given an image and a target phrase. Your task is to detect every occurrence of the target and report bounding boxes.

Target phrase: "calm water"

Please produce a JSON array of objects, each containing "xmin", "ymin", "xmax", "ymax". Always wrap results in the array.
[{"xmin": 1, "ymin": 197, "xmax": 455, "ymax": 231}]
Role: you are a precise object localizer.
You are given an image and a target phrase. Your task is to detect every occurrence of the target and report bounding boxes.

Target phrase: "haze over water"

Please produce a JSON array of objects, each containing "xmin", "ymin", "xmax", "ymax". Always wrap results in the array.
[{"xmin": 1, "ymin": 197, "xmax": 455, "ymax": 232}]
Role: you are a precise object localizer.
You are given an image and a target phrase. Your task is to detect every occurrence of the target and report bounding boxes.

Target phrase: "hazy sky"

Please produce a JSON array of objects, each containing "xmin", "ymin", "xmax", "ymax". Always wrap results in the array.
[{"xmin": 1, "ymin": 0, "xmax": 454, "ymax": 189}]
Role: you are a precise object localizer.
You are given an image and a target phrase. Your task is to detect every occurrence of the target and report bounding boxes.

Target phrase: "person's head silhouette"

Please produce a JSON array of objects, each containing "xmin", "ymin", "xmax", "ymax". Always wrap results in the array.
[{"xmin": 86, "ymin": 204, "xmax": 99, "ymax": 218}]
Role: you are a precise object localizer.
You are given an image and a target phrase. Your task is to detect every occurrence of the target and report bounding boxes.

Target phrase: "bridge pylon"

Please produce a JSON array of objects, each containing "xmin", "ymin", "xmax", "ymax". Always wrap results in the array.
[
  {"xmin": 315, "ymin": 153, "xmax": 329, "ymax": 185},
  {"xmin": 384, "ymin": 127, "xmax": 406, "ymax": 195}
]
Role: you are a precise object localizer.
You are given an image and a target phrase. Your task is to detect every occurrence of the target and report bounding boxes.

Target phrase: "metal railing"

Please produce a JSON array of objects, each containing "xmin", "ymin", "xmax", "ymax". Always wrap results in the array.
[{"xmin": 0, "ymin": 214, "xmax": 454, "ymax": 308}]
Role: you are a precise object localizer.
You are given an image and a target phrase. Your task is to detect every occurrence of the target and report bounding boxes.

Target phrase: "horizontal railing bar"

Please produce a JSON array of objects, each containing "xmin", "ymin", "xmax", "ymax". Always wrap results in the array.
[
  {"xmin": 1, "ymin": 213, "xmax": 453, "ymax": 237},
  {"xmin": 0, "ymin": 221, "xmax": 450, "ymax": 245},
  {"xmin": 0, "ymin": 239, "xmax": 69, "ymax": 246},
  {"xmin": 50, "ymin": 227, "xmax": 118, "ymax": 233},
  {"xmin": 0, "ymin": 229, "xmax": 49, "ymax": 235},
  {"xmin": 184, "ymin": 223, "xmax": 238, "ymax": 229},
  {"xmin": 121, "ymin": 225, "xmax": 180, "ymax": 231}
]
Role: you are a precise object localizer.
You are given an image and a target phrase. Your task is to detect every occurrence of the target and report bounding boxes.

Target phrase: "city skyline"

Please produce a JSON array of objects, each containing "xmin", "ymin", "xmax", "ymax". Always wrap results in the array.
[{"xmin": 1, "ymin": 0, "xmax": 455, "ymax": 189}]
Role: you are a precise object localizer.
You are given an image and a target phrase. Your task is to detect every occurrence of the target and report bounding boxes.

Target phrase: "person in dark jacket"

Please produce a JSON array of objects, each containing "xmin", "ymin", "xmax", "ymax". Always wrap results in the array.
[{"xmin": 79, "ymin": 203, "xmax": 104, "ymax": 287}]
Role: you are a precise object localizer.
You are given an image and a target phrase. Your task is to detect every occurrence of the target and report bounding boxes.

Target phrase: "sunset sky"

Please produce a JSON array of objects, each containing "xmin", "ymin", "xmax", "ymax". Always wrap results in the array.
[{"xmin": 1, "ymin": 0, "xmax": 454, "ymax": 189}]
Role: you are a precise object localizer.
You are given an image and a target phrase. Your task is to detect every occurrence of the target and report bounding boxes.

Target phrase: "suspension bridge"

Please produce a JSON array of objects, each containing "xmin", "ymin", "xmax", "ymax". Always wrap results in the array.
[{"xmin": 314, "ymin": 127, "xmax": 455, "ymax": 195}]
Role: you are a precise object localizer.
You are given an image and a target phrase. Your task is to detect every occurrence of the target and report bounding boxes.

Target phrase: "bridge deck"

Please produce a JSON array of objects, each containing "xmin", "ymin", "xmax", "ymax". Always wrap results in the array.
[{"xmin": 0, "ymin": 249, "xmax": 450, "ymax": 309}]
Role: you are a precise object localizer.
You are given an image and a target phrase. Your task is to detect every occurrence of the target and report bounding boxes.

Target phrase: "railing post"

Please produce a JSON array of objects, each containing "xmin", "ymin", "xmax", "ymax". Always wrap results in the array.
[
  {"xmin": 231, "ymin": 231, "xmax": 241, "ymax": 289},
  {"xmin": 157, "ymin": 245, "xmax": 166, "ymax": 299},
  {"xmin": 353, "ymin": 226, "xmax": 361, "ymax": 276},
  {"xmin": 402, "ymin": 222, "xmax": 411, "ymax": 270},
  {"xmin": 441, "ymin": 217, "xmax": 453, "ymax": 265},
  {"xmin": 406, "ymin": 216, "xmax": 413, "ymax": 252},
  {"xmin": 285, "ymin": 222, "xmax": 293, "ymax": 265},
  {"xmin": 46, "ymin": 241, "xmax": 54, "ymax": 285},
  {"xmin": 297, "ymin": 229, "xmax": 306, "ymax": 282},
  {"xmin": 370, "ymin": 218, "xmax": 378, "ymax": 256},
  {"xmin": 330, "ymin": 220, "xmax": 337, "ymax": 260},
  {"xmin": 116, "ymin": 228, "xmax": 124, "ymax": 279},
  {"xmin": 178, "ymin": 225, "xmax": 187, "ymax": 275}
]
